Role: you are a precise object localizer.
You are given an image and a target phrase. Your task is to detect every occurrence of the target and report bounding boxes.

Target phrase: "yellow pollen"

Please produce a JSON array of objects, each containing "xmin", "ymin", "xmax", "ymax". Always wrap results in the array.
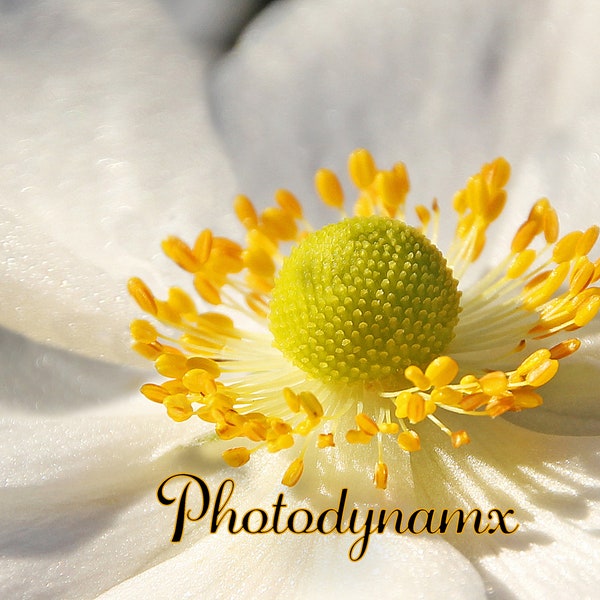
[
  {"xmin": 315, "ymin": 168, "xmax": 345, "ymax": 209},
  {"xmin": 282, "ymin": 458, "xmax": 304, "ymax": 487},
  {"xmin": 374, "ymin": 461, "xmax": 389, "ymax": 489},
  {"xmin": 397, "ymin": 430, "xmax": 421, "ymax": 452},
  {"xmin": 129, "ymin": 149, "xmax": 598, "ymax": 490}
]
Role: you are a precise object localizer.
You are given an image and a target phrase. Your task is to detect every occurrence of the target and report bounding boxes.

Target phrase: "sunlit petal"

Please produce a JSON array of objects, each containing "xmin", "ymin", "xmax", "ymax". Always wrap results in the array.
[
  {"xmin": 98, "ymin": 529, "xmax": 486, "ymax": 600},
  {"xmin": 412, "ymin": 416, "xmax": 600, "ymax": 597},
  {"xmin": 1, "ymin": 0, "xmax": 237, "ymax": 363}
]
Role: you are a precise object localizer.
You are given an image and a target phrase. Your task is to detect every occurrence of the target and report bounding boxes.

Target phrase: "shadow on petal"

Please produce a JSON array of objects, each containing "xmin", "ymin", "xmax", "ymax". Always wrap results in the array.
[
  {"xmin": 411, "ymin": 415, "xmax": 600, "ymax": 597},
  {"xmin": 504, "ymin": 318, "xmax": 600, "ymax": 436},
  {"xmin": 0, "ymin": 327, "xmax": 146, "ymax": 414}
]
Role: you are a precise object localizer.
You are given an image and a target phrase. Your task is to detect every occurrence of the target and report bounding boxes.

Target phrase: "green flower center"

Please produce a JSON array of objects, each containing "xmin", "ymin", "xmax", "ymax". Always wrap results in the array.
[{"xmin": 269, "ymin": 216, "xmax": 461, "ymax": 386}]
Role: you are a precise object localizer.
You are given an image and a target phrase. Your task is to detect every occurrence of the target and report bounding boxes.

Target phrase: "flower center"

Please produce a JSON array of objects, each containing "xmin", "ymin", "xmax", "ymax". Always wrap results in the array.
[{"xmin": 269, "ymin": 215, "xmax": 461, "ymax": 386}]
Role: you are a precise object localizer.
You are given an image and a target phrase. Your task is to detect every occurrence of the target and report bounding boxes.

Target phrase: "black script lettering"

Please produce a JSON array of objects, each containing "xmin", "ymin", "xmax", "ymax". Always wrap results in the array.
[
  {"xmin": 438, "ymin": 509, "xmax": 489, "ymax": 534},
  {"xmin": 157, "ymin": 473, "xmax": 210, "ymax": 542},
  {"xmin": 407, "ymin": 509, "xmax": 441, "ymax": 534},
  {"xmin": 272, "ymin": 494, "xmax": 288, "ymax": 534},
  {"xmin": 211, "ymin": 479, "xmax": 242, "ymax": 533},
  {"xmin": 487, "ymin": 509, "xmax": 519, "ymax": 534},
  {"xmin": 348, "ymin": 509, "xmax": 376, "ymax": 562},
  {"xmin": 316, "ymin": 489, "xmax": 349, "ymax": 534},
  {"xmin": 377, "ymin": 508, "xmax": 406, "ymax": 534},
  {"xmin": 242, "ymin": 509, "xmax": 271, "ymax": 534},
  {"xmin": 288, "ymin": 509, "xmax": 317, "ymax": 534}
]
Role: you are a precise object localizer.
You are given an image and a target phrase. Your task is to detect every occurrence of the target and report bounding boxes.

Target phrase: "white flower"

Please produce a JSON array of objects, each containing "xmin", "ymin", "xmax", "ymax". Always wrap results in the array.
[{"xmin": 2, "ymin": 1, "xmax": 600, "ymax": 599}]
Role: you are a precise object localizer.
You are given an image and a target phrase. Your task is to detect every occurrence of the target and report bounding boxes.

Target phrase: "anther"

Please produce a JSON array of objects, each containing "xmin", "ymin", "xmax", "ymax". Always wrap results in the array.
[
  {"xmin": 374, "ymin": 461, "xmax": 389, "ymax": 489},
  {"xmin": 193, "ymin": 229, "xmax": 213, "ymax": 264},
  {"xmin": 163, "ymin": 394, "xmax": 194, "ymax": 422},
  {"xmin": 553, "ymin": 231, "xmax": 583, "ymax": 263},
  {"xmin": 424, "ymin": 356, "xmax": 459, "ymax": 388},
  {"xmin": 315, "ymin": 168, "xmax": 345, "ymax": 209},
  {"xmin": 298, "ymin": 391, "xmax": 324, "ymax": 420},
  {"xmin": 140, "ymin": 383, "xmax": 169, "ymax": 403},
  {"xmin": 397, "ymin": 430, "xmax": 421, "ymax": 452},
  {"xmin": 317, "ymin": 433, "xmax": 335, "ymax": 448},
  {"xmin": 128, "ymin": 277, "xmax": 158, "ymax": 316},
  {"xmin": 507, "ymin": 249, "xmax": 537, "ymax": 279},
  {"xmin": 162, "ymin": 237, "xmax": 202, "ymax": 272},
  {"xmin": 222, "ymin": 447, "xmax": 251, "ymax": 467},
  {"xmin": 194, "ymin": 274, "xmax": 222, "ymax": 305},
  {"xmin": 355, "ymin": 413, "xmax": 379, "ymax": 436},
  {"xmin": 282, "ymin": 457, "xmax": 304, "ymax": 487},
  {"xmin": 548, "ymin": 338, "xmax": 581, "ymax": 360},
  {"xmin": 348, "ymin": 148, "xmax": 377, "ymax": 189},
  {"xmin": 451, "ymin": 430, "xmax": 470, "ymax": 448},
  {"xmin": 404, "ymin": 365, "xmax": 430, "ymax": 390},
  {"xmin": 130, "ymin": 319, "xmax": 158, "ymax": 344},
  {"xmin": 234, "ymin": 195, "xmax": 258, "ymax": 230},
  {"xmin": 275, "ymin": 189, "xmax": 304, "ymax": 219}
]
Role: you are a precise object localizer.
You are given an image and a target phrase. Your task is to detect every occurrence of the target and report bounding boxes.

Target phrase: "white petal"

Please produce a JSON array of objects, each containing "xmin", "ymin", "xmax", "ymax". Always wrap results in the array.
[
  {"xmin": 159, "ymin": 0, "xmax": 271, "ymax": 48},
  {"xmin": 0, "ymin": 407, "xmax": 213, "ymax": 599},
  {"xmin": 95, "ymin": 450, "xmax": 484, "ymax": 600},
  {"xmin": 504, "ymin": 319, "xmax": 600, "ymax": 435},
  {"xmin": 210, "ymin": 0, "xmax": 600, "ymax": 241},
  {"xmin": 1, "ymin": 0, "xmax": 238, "ymax": 363},
  {"xmin": 411, "ymin": 416, "xmax": 600, "ymax": 598},
  {"xmin": 98, "ymin": 529, "xmax": 485, "ymax": 600},
  {"xmin": 0, "ymin": 326, "xmax": 145, "ymax": 413}
]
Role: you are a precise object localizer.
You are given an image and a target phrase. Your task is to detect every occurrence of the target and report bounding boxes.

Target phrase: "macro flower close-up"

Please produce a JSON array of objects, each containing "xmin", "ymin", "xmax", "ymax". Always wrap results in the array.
[{"xmin": 2, "ymin": 1, "xmax": 600, "ymax": 599}]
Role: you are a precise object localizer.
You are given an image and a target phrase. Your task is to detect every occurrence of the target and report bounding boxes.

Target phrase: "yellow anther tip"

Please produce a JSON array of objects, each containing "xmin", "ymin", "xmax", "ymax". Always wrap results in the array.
[
  {"xmin": 315, "ymin": 168, "xmax": 345, "ymax": 209},
  {"xmin": 451, "ymin": 430, "xmax": 470, "ymax": 448},
  {"xmin": 374, "ymin": 462, "xmax": 389, "ymax": 490},
  {"xmin": 222, "ymin": 447, "xmax": 251, "ymax": 468},
  {"xmin": 282, "ymin": 458, "xmax": 304, "ymax": 487},
  {"xmin": 348, "ymin": 148, "xmax": 377, "ymax": 189},
  {"xmin": 397, "ymin": 430, "xmax": 421, "ymax": 452},
  {"xmin": 128, "ymin": 277, "xmax": 158, "ymax": 316}
]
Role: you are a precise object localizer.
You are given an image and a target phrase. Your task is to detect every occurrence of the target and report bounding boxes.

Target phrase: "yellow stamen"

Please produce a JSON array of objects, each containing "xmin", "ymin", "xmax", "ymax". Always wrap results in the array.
[
  {"xmin": 315, "ymin": 168, "xmax": 345, "ymax": 209},
  {"xmin": 348, "ymin": 148, "xmax": 377, "ymax": 189},
  {"xmin": 397, "ymin": 430, "xmax": 421, "ymax": 452},
  {"xmin": 282, "ymin": 457, "xmax": 304, "ymax": 487},
  {"xmin": 129, "ymin": 150, "xmax": 597, "ymax": 490},
  {"xmin": 355, "ymin": 413, "xmax": 379, "ymax": 436},
  {"xmin": 222, "ymin": 447, "xmax": 251, "ymax": 467},
  {"xmin": 374, "ymin": 461, "xmax": 389, "ymax": 489}
]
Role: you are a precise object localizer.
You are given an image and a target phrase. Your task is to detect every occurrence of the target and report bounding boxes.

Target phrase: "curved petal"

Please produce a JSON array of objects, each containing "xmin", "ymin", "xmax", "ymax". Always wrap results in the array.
[
  {"xmin": 0, "ymin": 402, "xmax": 485, "ymax": 599},
  {"xmin": 0, "ymin": 326, "xmax": 145, "ymax": 414},
  {"xmin": 158, "ymin": 0, "xmax": 274, "ymax": 48},
  {"xmin": 210, "ymin": 0, "xmax": 600, "ymax": 235},
  {"xmin": 0, "ymin": 406, "xmax": 215, "ymax": 599},
  {"xmin": 411, "ymin": 415, "xmax": 600, "ymax": 598},
  {"xmin": 504, "ymin": 318, "xmax": 600, "ymax": 435},
  {"xmin": 1, "ymin": 0, "xmax": 238, "ymax": 363},
  {"xmin": 98, "ymin": 527, "xmax": 486, "ymax": 600},
  {"xmin": 211, "ymin": 0, "xmax": 600, "ymax": 428}
]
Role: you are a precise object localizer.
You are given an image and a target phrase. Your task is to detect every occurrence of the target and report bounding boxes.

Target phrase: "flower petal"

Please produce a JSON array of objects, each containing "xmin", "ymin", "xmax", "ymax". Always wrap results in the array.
[
  {"xmin": 504, "ymin": 320, "xmax": 600, "ymax": 436},
  {"xmin": 1, "ymin": 0, "xmax": 238, "ymax": 363},
  {"xmin": 411, "ymin": 415, "xmax": 600, "ymax": 598},
  {"xmin": 210, "ymin": 0, "xmax": 600, "ymax": 239},
  {"xmin": 98, "ymin": 527, "xmax": 486, "ymax": 600},
  {"xmin": 159, "ymin": 0, "xmax": 273, "ymax": 48},
  {"xmin": 0, "ymin": 407, "xmax": 214, "ymax": 599},
  {"xmin": 0, "ymin": 325, "xmax": 144, "ymax": 414}
]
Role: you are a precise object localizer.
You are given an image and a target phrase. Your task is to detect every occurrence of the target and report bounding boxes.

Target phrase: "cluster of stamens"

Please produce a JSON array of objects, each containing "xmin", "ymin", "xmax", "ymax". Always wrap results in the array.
[{"xmin": 129, "ymin": 149, "xmax": 599, "ymax": 489}]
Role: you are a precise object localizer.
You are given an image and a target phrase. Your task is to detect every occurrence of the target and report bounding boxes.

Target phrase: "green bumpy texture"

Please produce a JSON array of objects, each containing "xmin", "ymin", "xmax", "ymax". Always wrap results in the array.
[{"xmin": 269, "ymin": 216, "xmax": 461, "ymax": 386}]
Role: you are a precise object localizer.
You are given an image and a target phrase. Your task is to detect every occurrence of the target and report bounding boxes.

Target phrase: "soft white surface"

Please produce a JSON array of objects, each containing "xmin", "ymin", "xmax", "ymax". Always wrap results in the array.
[
  {"xmin": 98, "ymin": 529, "xmax": 486, "ymax": 600},
  {"xmin": 2, "ymin": 0, "xmax": 600, "ymax": 598},
  {"xmin": 211, "ymin": 0, "xmax": 600, "ymax": 236},
  {"xmin": 0, "ymin": 0, "xmax": 238, "ymax": 364},
  {"xmin": 412, "ymin": 416, "xmax": 600, "ymax": 599}
]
